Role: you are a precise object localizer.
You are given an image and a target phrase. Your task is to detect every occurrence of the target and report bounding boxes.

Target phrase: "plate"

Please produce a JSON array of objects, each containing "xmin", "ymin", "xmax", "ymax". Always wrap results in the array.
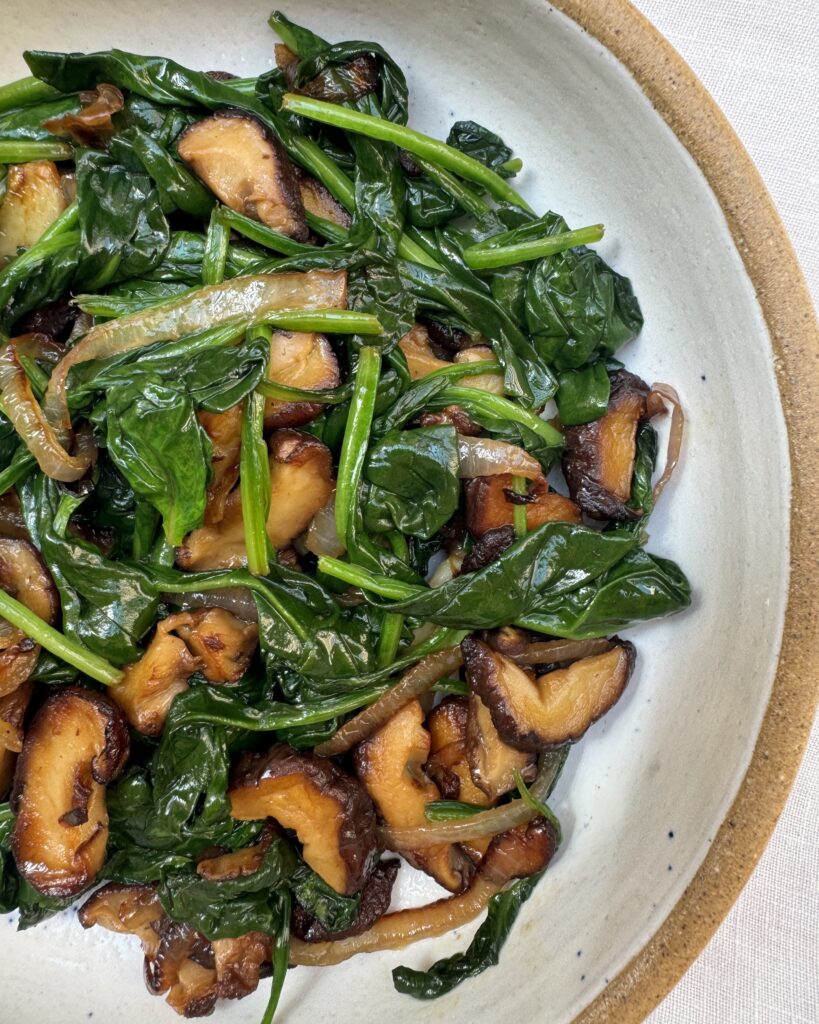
[{"xmin": 0, "ymin": 1, "xmax": 816, "ymax": 1021}]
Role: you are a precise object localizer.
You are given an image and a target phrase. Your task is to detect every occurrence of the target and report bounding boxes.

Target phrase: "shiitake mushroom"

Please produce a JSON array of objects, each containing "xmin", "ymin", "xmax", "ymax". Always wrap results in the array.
[
  {"xmin": 354, "ymin": 700, "xmax": 475, "ymax": 893},
  {"xmin": 229, "ymin": 744, "xmax": 379, "ymax": 895},
  {"xmin": 178, "ymin": 111, "xmax": 308, "ymax": 240},
  {"xmin": 263, "ymin": 331, "xmax": 341, "ymax": 429},
  {"xmin": 464, "ymin": 474, "xmax": 581, "ymax": 538},
  {"xmin": 462, "ymin": 636, "xmax": 636, "ymax": 752},
  {"xmin": 11, "ymin": 687, "xmax": 129, "ymax": 897}
]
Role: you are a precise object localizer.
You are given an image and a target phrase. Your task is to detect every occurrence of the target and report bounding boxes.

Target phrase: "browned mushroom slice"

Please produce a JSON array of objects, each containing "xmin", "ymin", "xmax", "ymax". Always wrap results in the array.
[
  {"xmin": 463, "ymin": 637, "xmax": 636, "ymax": 752},
  {"xmin": 464, "ymin": 474, "xmax": 582, "ymax": 538},
  {"xmin": 398, "ymin": 324, "xmax": 451, "ymax": 380},
  {"xmin": 466, "ymin": 692, "xmax": 536, "ymax": 801},
  {"xmin": 425, "ymin": 697, "xmax": 492, "ymax": 807},
  {"xmin": 196, "ymin": 823, "xmax": 276, "ymax": 881},
  {"xmin": 0, "ymin": 161, "xmax": 68, "ymax": 261},
  {"xmin": 11, "ymin": 687, "xmax": 129, "ymax": 897},
  {"xmin": 178, "ymin": 112, "xmax": 308, "ymax": 240},
  {"xmin": 172, "ymin": 608, "xmax": 258, "ymax": 685},
  {"xmin": 562, "ymin": 369, "xmax": 660, "ymax": 520},
  {"xmin": 417, "ymin": 405, "xmax": 482, "ymax": 436},
  {"xmin": 0, "ymin": 538, "xmax": 59, "ymax": 698},
  {"xmin": 354, "ymin": 700, "xmax": 474, "ymax": 893},
  {"xmin": 199, "ymin": 405, "xmax": 242, "ymax": 526},
  {"xmin": 266, "ymin": 430, "xmax": 335, "ymax": 549},
  {"xmin": 292, "ymin": 858, "xmax": 400, "ymax": 943},
  {"xmin": 230, "ymin": 744, "xmax": 378, "ymax": 895},
  {"xmin": 80, "ymin": 883, "xmax": 271, "ymax": 1016},
  {"xmin": 0, "ymin": 679, "xmax": 32, "ymax": 755},
  {"xmin": 113, "ymin": 615, "xmax": 202, "ymax": 737},
  {"xmin": 479, "ymin": 814, "xmax": 558, "ymax": 884},
  {"xmin": 453, "ymin": 346, "xmax": 503, "ymax": 394},
  {"xmin": 296, "ymin": 169, "xmax": 352, "ymax": 230},
  {"xmin": 0, "ymin": 491, "xmax": 28, "ymax": 540},
  {"xmin": 177, "ymin": 489, "xmax": 247, "ymax": 572},
  {"xmin": 263, "ymin": 331, "xmax": 340, "ymax": 429}
]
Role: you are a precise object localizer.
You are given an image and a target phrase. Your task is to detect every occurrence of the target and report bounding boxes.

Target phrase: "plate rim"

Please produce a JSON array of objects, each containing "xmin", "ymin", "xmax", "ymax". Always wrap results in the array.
[{"xmin": 547, "ymin": 1, "xmax": 819, "ymax": 1019}]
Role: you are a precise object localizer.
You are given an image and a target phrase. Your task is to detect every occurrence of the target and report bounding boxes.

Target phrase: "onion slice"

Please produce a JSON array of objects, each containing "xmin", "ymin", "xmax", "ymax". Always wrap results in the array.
[
  {"xmin": 456, "ymin": 435, "xmax": 541, "ymax": 479},
  {"xmin": 378, "ymin": 752, "xmax": 563, "ymax": 850},
  {"xmin": 43, "ymin": 83, "xmax": 124, "ymax": 147},
  {"xmin": 305, "ymin": 490, "xmax": 346, "ymax": 558},
  {"xmin": 289, "ymin": 874, "xmax": 500, "ymax": 967},
  {"xmin": 0, "ymin": 342, "xmax": 92, "ymax": 481},
  {"xmin": 509, "ymin": 637, "xmax": 613, "ymax": 667},
  {"xmin": 42, "ymin": 270, "xmax": 348, "ymax": 438},
  {"xmin": 315, "ymin": 647, "xmax": 463, "ymax": 757},
  {"xmin": 649, "ymin": 383, "xmax": 684, "ymax": 504}
]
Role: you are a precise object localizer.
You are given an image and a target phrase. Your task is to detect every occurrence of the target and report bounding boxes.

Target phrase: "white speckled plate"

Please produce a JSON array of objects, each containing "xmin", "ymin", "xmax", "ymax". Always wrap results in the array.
[{"xmin": 1, "ymin": 2, "xmax": 816, "ymax": 1022}]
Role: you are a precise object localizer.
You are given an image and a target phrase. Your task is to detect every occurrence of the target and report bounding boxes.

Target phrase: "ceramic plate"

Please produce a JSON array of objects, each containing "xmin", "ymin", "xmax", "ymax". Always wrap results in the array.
[{"xmin": 0, "ymin": 2, "xmax": 815, "ymax": 1022}]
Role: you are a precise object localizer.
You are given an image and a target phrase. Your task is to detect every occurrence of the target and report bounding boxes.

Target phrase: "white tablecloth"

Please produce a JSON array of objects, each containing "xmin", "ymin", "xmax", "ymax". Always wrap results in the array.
[{"xmin": 631, "ymin": 2, "xmax": 819, "ymax": 1021}]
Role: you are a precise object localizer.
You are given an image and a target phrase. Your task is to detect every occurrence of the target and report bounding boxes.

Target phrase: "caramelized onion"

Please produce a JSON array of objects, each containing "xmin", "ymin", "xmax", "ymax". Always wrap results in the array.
[
  {"xmin": 289, "ymin": 873, "xmax": 500, "ymax": 967},
  {"xmin": 315, "ymin": 647, "xmax": 463, "ymax": 757},
  {"xmin": 378, "ymin": 754, "xmax": 560, "ymax": 850},
  {"xmin": 43, "ymin": 270, "xmax": 348, "ymax": 440},
  {"xmin": 456, "ymin": 435, "xmax": 541, "ymax": 479},
  {"xmin": 43, "ymin": 83, "xmax": 124, "ymax": 148},
  {"xmin": 161, "ymin": 587, "xmax": 259, "ymax": 623},
  {"xmin": 12, "ymin": 333, "xmax": 63, "ymax": 364},
  {"xmin": 649, "ymin": 383, "xmax": 684, "ymax": 504},
  {"xmin": 509, "ymin": 637, "xmax": 613, "ymax": 667},
  {"xmin": 0, "ymin": 343, "xmax": 91, "ymax": 481}
]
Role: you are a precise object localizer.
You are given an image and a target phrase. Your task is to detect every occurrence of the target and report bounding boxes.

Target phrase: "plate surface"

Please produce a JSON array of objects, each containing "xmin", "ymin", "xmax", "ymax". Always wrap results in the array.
[{"xmin": 0, "ymin": 2, "xmax": 813, "ymax": 1022}]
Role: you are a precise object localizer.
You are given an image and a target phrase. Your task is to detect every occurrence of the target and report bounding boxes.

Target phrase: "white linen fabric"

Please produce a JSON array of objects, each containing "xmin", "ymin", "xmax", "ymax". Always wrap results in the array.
[{"xmin": 633, "ymin": 2, "xmax": 819, "ymax": 1021}]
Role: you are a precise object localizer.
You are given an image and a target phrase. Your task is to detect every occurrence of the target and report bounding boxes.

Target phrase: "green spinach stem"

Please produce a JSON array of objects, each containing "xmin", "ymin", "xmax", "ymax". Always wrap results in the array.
[
  {"xmin": 240, "ymin": 388, "xmax": 272, "ymax": 576},
  {"xmin": 0, "ymin": 589, "xmax": 123, "ymax": 686},
  {"xmin": 334, "ymin": 346, "xmax": 382, "ymax": 544},
  {"xmin": 201, "ymin": 206, "xmax": 230, "ymax": 285},
  {"xmin": 0, "ymin": 74, "xmax": 60, "ymax": 112},
  {"xmin": 0, "ymin": 140, "xmax": 72, "ymax": 162},
  {"xmin": 260, "ymin": 891, "xmax": 291, "ymax": 1024},
  {"xmin": 464, "ymin": 223, "xmax": 605, "ymax": 270}
]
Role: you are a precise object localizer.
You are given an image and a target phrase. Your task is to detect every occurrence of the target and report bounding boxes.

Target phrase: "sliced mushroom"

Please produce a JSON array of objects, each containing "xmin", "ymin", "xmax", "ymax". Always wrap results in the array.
[
  {"xmin": 464, "ymin": 474, "xmax": 581, "ymax": 538},
  {"xmin": 199, "ymin": 405, "xmax": 243, "ymax": 526},
  {"xmin": 0, "ymin": 680, "xmax": 32, "ymax": 797},
  {"xmin": 0, "ymin": 491, "xmax": 28, "ymax": 540},
  {"xmin": 11, "ymin": 687, "xmax": 129, "ymax": 897},
  {"xmin": 562, "ymin": 369, "xmax": 662, "ymax": 520},
  {"xmin": 295, "ymin": 169, "xmax": 352, "ymax": 230},
  {"xmin": 263, "ymin": 331, "xmax": 340, "ymax": 429},
  {"xmin": 354, "ymin": 700, "xmax": 474, "ymax": 893},
  {"xmin": 466, "ymin": 692, "xmax": 536, "ymax": 801},
  {"xmin": 0, "ymin": 161, "xmax": 68, "ymax": 261},
  {"xmin": 177, "ymin": 490, "xmax": 247, "ymax": 572},
  {"xmin": 171, "ymin": 608, "xmax": 258, "ymax": 685},
  {"xmin": 178, "ymin": 430, "xmax": 335, "ymax": 569},
  {"xmin": 292, "ymin": 858, "xmax": 400, "ymax": 943},
  {"xmin": 398, "ymin": 324, "xmax": 450, "ymax": 380},
  {"xmin": 229, "ymin": 744, "xmax": 379, "ymax": 895},
  {"xmin": 196, "ymin": 822, "xmax": 276, "ymax": 882},
  {"xmin": 79, "ymin": 883, "xmax": 271, "ymax": 1017},
  {"xmin": 266, "ymin": 429, "xmax": 335, "ymax": 550},
  {"xmin": 113, "ymin": 609, "xmax": 257, "ymax": 736},
  {"xmin": 178, "ymin": 111, "xmax": 308, "ymax": 240},
  {"xmin": 460, "ymin": 525, "xmax": 516, "ymax": 573},
  {"xmin": 0, "ymin": 538, "xmax": 60, "ymax": 698},
  {"xmin": 112, "ymin": 615, "xmax": 201, "ymax": 737},
  {"xmin": 479, "ymin": 814, "xmax": 558, "ymax": 885},
  {"xmin": 463, "ymin": 637, "xmax": 636, "ymax": 752},
  {"xmin": 425, "ymin": 697, "xmax": 492, "ymax": 807},
  {"xmin": 453, "ymin": 346, "xmax": 504, "ymax": 394},
  {"xmin": 417, "ymin": 405, "xmax": 482, "ymax": 436}
]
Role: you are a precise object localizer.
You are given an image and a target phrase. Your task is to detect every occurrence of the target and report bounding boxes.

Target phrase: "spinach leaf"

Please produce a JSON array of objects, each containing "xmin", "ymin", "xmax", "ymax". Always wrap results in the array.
[
  {"xmin": 393, "ymin": 872, "xmax": 542, "ymax": 999},
  {"xmin": 524, "ymin": 213, "xmax": 643, "ymax": 369},
  {"xmin": 158, "ymin": 832, "xmax": 297, "ymax": 940},
  {"xmin": 447, "ymin": 120, "xmax": 516, "ymax": 177},
  {"xmin": 0, "ymin": 803, "xmax": 19, "ymax": 914},
  {"xmin": 74, "ymin": 144, "xmax": 170, "ymax": 290},
  {"xmin": 522, "ymin": 548, "xmax": 691, "ymax": 638},
  {"xmin": 290, "ymin": 860, "xmax": 361, "ymax": 932},
  {"xmin": 363, "ymin": 425, "xmax": 459, "ymax": 539},
  {"xmin": 405, "ymin": 175, "xmax": 459, "ymax": 228},
  {"xmin": 0, "ymin": 96, "xmax": 79, "ymax": 142},
  {"xmin": 364, "ymin": 523, "xmax": 638, "ymax": 629},
  {"xmin": 16, "ymin": 878, "xmax": 72, "ymax": 930},
  {"xmin": 104, "ymin": 376, "xmax": 211, "ymax": 545},
  {"xmin": 628, "ymin": 421, "xmax": 658, "ymax": 520},
  {"xmin": 555, "ymin": 361, "xmax": 611, "ymax": 426},
  {"xmin": 20, "ymin": 475, "xmax": 158, "ymax": 664},
  {"xmin": 124, "ymin": 126, "xmax": 214, "ymax": 218}
]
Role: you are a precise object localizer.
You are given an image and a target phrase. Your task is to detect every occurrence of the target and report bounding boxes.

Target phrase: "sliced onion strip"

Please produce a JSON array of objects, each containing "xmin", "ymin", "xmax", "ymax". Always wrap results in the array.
[
  {"xmin": 649, "ymin": 382, "xmax": 684, "ymax": 504},
  {"xmin": 456, "ymin": 434, "xmax": 541, "ymax": 479},
  {"xmin": 509, "ymin": 637, "xmax": 613, "ymax": 667},
  {"xmin": 43, "ymin": 270, "xmax": 348, "ymax": 438},
  {"xmin": 289, "ymin": 874, "xmax": 500, "ymax": 967},
  {"xmin": 0, "ymin": 343, "xmax": 91, "ymax": 481},
  {"xmin": 315, "ymin": 647, "xmax": 463, "ymax": 757}
]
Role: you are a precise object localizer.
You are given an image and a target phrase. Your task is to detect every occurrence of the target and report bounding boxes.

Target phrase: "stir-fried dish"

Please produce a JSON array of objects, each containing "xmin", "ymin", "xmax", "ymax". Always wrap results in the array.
[{"xmin": 0, "ymin": 10, "xmax": 690, "ymax": 1020}]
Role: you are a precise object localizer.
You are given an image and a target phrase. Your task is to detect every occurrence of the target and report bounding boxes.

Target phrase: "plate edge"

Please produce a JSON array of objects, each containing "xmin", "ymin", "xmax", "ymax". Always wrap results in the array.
[{"xmin": 545, "ymin": 1, "xmax": 819, "ymax": 1020}]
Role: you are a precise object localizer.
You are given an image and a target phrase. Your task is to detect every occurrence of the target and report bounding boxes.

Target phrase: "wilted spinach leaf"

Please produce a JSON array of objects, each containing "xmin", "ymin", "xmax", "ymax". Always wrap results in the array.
[
  {"xmin": 555, "ymin": 361, "xmax": 611, "ymax": 426},
  {"xmin": 290, "ymin": 860, "xmax": 361, "ymax": 933},
  {"xmin": 447, "ymin": 120, "xmax": 516, "ymax": 177}
]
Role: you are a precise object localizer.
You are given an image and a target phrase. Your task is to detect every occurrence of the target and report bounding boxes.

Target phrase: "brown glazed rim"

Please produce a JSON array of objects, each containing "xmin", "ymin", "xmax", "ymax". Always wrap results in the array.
[{"xmin": 546, "ymin": 1, "xmax": 819, "ymax": 1020}]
